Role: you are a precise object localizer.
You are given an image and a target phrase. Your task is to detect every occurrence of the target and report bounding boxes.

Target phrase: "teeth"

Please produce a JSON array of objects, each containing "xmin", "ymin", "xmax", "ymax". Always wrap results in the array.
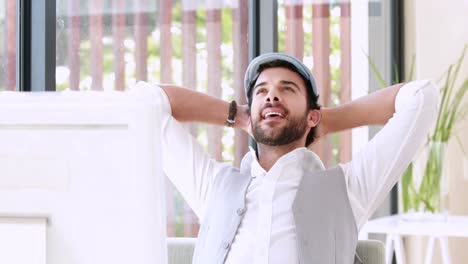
[{"xmin": 265, "ymin": 112, "xmax": 284, "ymax": 118}]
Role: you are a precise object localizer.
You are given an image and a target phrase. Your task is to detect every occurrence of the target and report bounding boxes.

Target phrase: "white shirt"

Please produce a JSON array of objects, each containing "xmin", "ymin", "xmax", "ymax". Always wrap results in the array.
[{"xmin": 155, "ymin": 80, "xmax": 439, "ymax": 264}]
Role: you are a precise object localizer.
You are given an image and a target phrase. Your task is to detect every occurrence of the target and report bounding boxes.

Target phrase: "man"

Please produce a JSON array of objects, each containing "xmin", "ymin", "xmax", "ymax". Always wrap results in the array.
[{"xmin": 147, "ymin": 53, "xmax": 438, "ymax": 263}]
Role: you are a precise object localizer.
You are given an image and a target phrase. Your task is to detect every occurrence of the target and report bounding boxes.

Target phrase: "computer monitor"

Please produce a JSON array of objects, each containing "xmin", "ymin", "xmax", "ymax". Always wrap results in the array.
[{"xmin": 0, "ymin": 82, "xmax": 167, "ymax": 264}]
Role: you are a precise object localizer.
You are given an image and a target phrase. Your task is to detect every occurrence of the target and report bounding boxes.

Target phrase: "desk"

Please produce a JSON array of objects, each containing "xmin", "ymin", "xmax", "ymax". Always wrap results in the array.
[{"xmin": 359, "ymin": 215, "xmax": 468, "ymax": 264}]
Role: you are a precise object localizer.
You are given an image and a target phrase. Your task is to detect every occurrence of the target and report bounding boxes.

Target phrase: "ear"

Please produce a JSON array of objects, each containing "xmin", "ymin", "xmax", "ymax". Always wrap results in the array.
[{"xmin": 307, "ymin": 109, "xmax": 321, "ymax": 128}]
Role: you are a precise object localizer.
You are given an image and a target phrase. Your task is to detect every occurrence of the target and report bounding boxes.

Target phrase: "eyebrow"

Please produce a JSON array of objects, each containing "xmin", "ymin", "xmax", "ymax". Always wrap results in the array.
[
  {"xmin": 253, "ymin": 80, "xmax": 301, "ymax": 91},
  {"xmin": 253, "ymin": 82, "xmax": 267, "ymax": 91},
  {"xmin": 279, "ymin": 80, "xmax": 300, "ymax": 90}
]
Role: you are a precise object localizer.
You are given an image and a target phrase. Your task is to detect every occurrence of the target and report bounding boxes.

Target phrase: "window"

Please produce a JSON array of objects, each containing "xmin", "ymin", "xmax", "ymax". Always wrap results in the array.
[
  {"xmin": 1, "ymin": 0, "xmax": 401, "ymax": 236},
  {"xmin": 276, "ymin": 0, "xmax": 400, "ymax": 218},
  {"xmin": 277, "ymin": 0, "xmax": 352, "ymax": 166},
  {"xmin": 56, "ymin": 0, "xmax": 250, "ymax": 237}
]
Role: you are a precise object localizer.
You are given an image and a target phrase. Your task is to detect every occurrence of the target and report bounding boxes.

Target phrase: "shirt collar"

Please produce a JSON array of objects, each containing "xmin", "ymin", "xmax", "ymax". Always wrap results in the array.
[{"xmin": 240, "ymin": 146, "xmax": 325, "ymax": 178}]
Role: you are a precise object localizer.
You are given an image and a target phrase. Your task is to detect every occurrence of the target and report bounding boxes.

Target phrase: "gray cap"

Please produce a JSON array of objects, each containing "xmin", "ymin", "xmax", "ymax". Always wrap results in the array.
[{"xmin": 244, "ymin": 52, "xmax": 319, "ymax": 103}]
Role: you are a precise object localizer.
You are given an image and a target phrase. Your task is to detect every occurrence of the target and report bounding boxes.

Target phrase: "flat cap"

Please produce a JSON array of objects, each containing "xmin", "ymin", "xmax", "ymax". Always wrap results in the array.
[{"xmin": 244, "ymin": 53, "xmax": 319, "ymax": 103}]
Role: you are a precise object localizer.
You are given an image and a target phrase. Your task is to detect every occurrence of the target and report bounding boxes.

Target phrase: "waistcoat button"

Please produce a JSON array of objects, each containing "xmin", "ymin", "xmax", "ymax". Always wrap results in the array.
[
  {"xmin": 223, "ymin": 241, "xmax": 231, "ymax": 249},
  {"xmin": 236, "ymin": 208, "xmax": 245, "ymax": 215}
]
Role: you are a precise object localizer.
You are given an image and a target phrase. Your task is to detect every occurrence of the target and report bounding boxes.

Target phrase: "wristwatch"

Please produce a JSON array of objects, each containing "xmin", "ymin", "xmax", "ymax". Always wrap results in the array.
[{"xmin": 226, "ymin": 100, "xmax": 237, "ymax": 127}]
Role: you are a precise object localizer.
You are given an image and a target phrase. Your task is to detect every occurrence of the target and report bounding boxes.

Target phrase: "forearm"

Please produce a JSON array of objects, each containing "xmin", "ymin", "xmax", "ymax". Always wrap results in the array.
[
  {"xmin": 159, "ymin": 84, "xmax": 249, "ymax": 130},
  {"xmin": 322, "ymin": 83, "xmax": 405, "ymax": 134},
  {"xmin": 160, "ymin": 84, "xmax": 229, "ymax": 124}
]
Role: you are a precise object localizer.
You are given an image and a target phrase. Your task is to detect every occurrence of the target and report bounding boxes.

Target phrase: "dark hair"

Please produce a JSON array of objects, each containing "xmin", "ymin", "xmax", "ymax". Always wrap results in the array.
[{"xmin": 246, "ymin": 60, "xmax": 321, "ymax": 147}]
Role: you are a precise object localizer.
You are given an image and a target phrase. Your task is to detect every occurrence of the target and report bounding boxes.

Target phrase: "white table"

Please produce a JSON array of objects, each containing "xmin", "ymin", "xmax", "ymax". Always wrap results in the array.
[{"xmin": 359, "ymin": 215, "xmax": 468, "ymax": 264}]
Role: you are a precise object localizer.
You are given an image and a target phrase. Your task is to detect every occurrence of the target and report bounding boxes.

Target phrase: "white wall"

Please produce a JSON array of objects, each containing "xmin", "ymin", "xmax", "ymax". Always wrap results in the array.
[{"xmin": 404, "ymin": 0, "xmax": 468, "ymax": 263}]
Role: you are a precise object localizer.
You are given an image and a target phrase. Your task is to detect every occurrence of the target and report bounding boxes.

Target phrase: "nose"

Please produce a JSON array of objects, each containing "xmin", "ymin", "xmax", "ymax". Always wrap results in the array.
[{"xmin": 266, "ymin": 87, "xmax": 280, "ymax": 102}]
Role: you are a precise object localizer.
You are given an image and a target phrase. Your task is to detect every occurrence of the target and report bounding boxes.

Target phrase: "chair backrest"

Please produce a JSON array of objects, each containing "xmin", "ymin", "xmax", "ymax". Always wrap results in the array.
[
  {"xmin": 167, "ymin": 237, "xmax": 385, "ymax": 264},
  {"xmin": 356, "ymin": 239, "xmax": 385, "ymax": 264}
]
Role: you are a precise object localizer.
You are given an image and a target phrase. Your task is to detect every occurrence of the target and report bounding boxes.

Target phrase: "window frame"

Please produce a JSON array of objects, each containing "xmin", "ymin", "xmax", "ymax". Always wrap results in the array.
[{"xmin": 18, "ymin": 0, "xmax": 56, "ymax": 91}]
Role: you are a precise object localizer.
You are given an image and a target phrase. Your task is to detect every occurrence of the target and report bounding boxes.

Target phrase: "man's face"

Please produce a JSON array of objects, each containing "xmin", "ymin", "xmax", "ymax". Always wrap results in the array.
[{"xmin": 250, "ymin": 67, "xmax": 310, "ymax": 146}]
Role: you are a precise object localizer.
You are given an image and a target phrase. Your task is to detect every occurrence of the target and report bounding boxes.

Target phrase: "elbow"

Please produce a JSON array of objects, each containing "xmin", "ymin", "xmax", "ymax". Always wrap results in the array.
[
  {"xmin": 421, "ymin": 81, "xmax": 440, "ymax": 120},
  {"xmin": 395, "ymin": 80, "xmax": 439, "ymax": 116}
]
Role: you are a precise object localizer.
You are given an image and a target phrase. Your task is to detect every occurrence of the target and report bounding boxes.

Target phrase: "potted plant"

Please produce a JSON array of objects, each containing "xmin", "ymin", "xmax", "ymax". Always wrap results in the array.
[{"xmin": 369, "ymin": 45, "xmax": 468, "ymax": 220}]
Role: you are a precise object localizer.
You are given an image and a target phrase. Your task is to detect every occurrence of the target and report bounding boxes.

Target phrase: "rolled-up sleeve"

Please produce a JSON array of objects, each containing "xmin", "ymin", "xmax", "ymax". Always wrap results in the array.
[
  {"xmin": 340, "ymin": 80, "xmax": 439, "ymax": 229},
  {"xmin": 151, "ymin": 83, "xmax": 229, "ymax": 219}
]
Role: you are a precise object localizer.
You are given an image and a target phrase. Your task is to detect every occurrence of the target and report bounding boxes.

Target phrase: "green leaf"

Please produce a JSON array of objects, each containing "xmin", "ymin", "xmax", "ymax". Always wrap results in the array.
[
  {"xmin": 409, "ymin": 183, "xmax": 421, "ymax": 210},
  {"xmin": 407, "ymin": 54, "xmax": 416, "ymax": 81},
  {"xmin": 433, "ymin": 65, "xmax": 453, "ymax": 141},
  {"xmin": 456, "ymin": 134, "xmax": 467, "ymax": 157},
  {"xmin": 401, "ymin": 164, "xmax": 413, "ymax": 212},
  {"xmin": 449, "ymin": 45, "xmax": 466, "ymax": 90},
  {"xmin": 365, "ymin": 52, "xmax": 388, "ymax": 88},
  {"xmin": 393, "ymin": 62, "xmax": 400, "ymax": 84}
]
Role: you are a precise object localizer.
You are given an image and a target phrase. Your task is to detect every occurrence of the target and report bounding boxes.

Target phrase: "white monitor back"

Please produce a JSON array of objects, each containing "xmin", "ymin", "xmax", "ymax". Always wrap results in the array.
[{"xmin": 0, "ymin": 83, "xmax": 167, "ymax": 264}]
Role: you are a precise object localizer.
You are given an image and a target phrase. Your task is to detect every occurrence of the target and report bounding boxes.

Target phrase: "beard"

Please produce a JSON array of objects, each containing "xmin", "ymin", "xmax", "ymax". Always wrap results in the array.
[{"xmin": 252, "ymin": 108, "xmax": 308, "ymax": 146}]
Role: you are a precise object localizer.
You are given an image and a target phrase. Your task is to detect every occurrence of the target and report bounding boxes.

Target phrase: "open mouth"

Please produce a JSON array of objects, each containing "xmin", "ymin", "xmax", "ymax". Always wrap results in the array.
[
  {"xmin": 262, "ymin": 108, "xmax": 287, "ymax": 121},
  {"xmin": 264, "ymin": 112, "xmax": 284, "ymax": 118}
]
